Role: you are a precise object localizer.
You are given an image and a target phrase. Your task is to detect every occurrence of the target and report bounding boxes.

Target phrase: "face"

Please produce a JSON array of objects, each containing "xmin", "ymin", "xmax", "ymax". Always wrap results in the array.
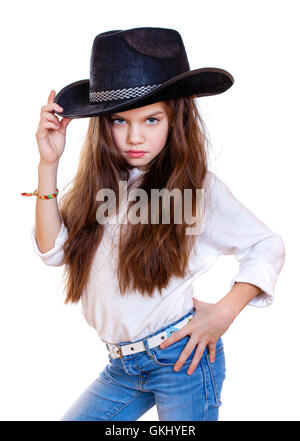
[{"xmin": 109, "ymin": 101, "xmax": 169, "ymax": 171}]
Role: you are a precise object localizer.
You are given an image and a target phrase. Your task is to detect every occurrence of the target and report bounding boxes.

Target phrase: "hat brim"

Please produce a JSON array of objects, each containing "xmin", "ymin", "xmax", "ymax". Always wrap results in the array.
[{"xmin": 54, "ymin": 67, "xmax": 234, "ymax": 119}]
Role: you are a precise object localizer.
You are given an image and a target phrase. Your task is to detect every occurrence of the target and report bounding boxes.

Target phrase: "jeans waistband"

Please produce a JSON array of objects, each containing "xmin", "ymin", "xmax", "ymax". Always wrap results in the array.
[{"xmin": 106, "ymin": 307, "xmax": 196, "ymax": 359}]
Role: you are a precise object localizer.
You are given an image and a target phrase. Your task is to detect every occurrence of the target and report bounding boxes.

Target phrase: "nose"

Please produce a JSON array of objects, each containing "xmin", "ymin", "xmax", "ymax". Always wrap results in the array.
[{"xmin": 127, "ymin": 124, "xmax": 145, "ymax": 145}]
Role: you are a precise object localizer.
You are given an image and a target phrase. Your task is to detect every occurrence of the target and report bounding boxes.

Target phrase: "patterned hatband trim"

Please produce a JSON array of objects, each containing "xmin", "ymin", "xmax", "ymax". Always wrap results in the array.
[{"xmin": 89, "ymin": 83, "xmax": 162, "ymax": 103}]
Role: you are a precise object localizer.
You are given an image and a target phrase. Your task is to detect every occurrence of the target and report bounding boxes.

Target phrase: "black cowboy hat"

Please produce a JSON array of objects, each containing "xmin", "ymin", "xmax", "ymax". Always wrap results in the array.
[{"xmin": 54, "ymin": 27, "xmax": 234, "ymax": 119}]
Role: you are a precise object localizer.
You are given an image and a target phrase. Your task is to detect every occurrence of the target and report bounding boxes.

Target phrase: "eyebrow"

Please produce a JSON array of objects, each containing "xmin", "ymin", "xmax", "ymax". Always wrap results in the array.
[{"xmin": 110, "ymin": 111, "xmax": 165, "ymax": 118}]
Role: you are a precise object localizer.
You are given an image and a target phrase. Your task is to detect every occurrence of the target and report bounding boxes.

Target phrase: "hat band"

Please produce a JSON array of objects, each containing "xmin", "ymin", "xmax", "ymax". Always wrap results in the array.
[{"xmin": 89, "ymin": 83, "xmax": 162, "ymax": 103}]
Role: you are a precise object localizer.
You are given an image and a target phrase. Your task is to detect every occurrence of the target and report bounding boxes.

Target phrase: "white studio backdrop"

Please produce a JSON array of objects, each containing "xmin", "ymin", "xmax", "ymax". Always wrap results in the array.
[{"xmin": 0, "ymin": 0, "xmax": 299, "ymax": 421}]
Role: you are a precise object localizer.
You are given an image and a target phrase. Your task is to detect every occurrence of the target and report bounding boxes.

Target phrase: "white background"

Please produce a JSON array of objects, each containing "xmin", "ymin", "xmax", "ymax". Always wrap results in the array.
[{"xmin": 1, "ymin": 0, "xmax": 299, "ymax": 421}]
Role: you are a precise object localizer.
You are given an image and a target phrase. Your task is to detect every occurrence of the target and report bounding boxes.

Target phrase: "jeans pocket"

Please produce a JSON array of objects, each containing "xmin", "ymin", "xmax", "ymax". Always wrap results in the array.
[
  {"xmin": 205, "ymin": 345, "xmax": 226, "ymax": 406},
  {"xmin": 151, "ymin": 336, "xmax": 194, "ymax": 367}
]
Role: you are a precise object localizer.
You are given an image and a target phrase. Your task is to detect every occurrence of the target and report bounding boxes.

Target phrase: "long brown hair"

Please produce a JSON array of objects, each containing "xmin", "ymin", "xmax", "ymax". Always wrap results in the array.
[{"xmin": 59, "ymin": 96, "xmax": 211, "ymax": 304}]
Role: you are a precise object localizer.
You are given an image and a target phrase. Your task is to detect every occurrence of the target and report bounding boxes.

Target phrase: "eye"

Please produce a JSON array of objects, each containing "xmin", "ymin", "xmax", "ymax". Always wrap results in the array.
[
  {"xmin": 146, "ymin": 118, "xmax": 159, "ymax": 125},
  {"xmin": 110, "ymin": 117, "xmax": 160, "ymax": 126},
  {"xmin": 110, "ymin": 118, "xmax": 126, "ymax": 125}
]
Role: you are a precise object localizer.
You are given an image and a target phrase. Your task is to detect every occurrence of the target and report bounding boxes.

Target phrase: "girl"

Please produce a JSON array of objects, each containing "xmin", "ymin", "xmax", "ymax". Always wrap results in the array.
[{"xmin": 26, "ymin": 27, "xmax": 285, "ymax": 421}]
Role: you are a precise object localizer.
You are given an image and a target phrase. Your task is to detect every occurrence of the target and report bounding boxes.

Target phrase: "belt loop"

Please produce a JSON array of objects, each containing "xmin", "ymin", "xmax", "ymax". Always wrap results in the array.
[{"xmin": 143, "ymin": 338, "xmax": 154, "ymax": 359}]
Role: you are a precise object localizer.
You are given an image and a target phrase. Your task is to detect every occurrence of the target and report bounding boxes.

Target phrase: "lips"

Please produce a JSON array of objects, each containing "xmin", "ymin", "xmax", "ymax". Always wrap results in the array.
[
  {"xmin": 127, "ymin": 150, "xmax": 146, "ymax": 153},
  {"xmin": 127, "ymin": 151, "xmax": 146, "ymax": 158}
]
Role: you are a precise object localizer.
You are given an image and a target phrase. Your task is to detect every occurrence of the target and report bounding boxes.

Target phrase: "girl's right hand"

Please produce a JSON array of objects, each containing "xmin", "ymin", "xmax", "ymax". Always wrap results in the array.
[{"xmin": 36, "ymin": 90, "xmax": 72, "ymax": 166}]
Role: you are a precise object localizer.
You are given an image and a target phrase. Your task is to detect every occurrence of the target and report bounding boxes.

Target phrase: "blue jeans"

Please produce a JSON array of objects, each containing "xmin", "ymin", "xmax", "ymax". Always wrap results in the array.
[{"xmin": 60, "ymin": 308, "xmax": 226, "ymax": 421}]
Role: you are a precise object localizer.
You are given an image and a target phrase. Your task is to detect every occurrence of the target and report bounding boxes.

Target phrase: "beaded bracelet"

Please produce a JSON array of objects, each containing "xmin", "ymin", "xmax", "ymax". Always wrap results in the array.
[{"xmin": 21, "ymin": 188, "xmax": 59, "ymax": 199}]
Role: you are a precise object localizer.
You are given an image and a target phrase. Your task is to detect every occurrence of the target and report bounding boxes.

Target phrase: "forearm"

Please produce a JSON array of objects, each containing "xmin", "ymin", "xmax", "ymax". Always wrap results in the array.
[
  {"xmin": 35, "ymin": 162, "xmax": 62, "ymax": 253},
  {"xmin": 216, "ymin": 282, "xmax": 263, "ymax": 319}
]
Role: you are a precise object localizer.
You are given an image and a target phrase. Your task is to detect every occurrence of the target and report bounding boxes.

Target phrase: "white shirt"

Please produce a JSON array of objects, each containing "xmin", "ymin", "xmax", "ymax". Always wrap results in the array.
[{"xmin": 31, "ymin": 169, "xmax": 285, "ymax": 344}]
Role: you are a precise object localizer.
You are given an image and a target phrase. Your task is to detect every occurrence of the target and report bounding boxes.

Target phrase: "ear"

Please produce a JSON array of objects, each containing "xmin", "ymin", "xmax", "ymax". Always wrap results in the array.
[{"xmin": 124, "ymin": 28, "xmax": 182, "ymax": 59}]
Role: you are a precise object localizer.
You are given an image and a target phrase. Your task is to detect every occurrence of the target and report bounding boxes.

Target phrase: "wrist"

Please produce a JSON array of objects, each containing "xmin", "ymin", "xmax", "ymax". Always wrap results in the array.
[
  {"xmin": 38, "ymin": 161, "xmax": 59, "ymax": 195},
  {"xmin": 38, "ymin": 160, "xmax": 59, "ymax": 169},
  {"xmin": 215, "ymin": 298, "xmax": 239, "ymax": 322},
  {"xmin": 216, "ymin": 282, "xmax": 262, "ymax": 320}
]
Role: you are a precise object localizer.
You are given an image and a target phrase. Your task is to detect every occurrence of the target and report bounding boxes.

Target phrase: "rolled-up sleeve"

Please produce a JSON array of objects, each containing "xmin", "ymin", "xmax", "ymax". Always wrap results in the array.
[
  {"xmin": 31, "ymin": 221, "xmax": 69, "ymax": 267},
  {"xmin": 204, "ymin": 171, "xmax": 286, "ymax": 307}
]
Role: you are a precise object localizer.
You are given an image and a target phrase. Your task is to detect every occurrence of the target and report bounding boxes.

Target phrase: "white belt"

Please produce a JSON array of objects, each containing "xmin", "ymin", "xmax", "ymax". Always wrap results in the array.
[{"xmin": 106, "ymin": 310, "xmax": 195, "ymax": 359}]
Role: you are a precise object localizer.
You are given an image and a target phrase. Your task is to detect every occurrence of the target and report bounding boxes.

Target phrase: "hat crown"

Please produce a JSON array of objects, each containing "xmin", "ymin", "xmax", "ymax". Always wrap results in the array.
[
  {"xmin": 54, "ymin": 26, "xmax": 234, "ymax": 117},
  {"xmin": 89, "ymin": 27, "xmax": 190, "ymax": 94}
]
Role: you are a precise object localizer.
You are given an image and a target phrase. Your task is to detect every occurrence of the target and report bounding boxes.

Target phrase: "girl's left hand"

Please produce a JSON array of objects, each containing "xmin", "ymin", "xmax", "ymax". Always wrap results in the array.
[{"xmin": 159, "ymin": 298, "xmax": 236, "ymax": 375}]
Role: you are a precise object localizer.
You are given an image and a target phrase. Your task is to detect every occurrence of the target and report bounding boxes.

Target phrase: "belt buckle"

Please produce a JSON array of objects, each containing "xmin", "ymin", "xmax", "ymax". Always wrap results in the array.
[
  {"xmin": 107, "ymin": 343, "xmax": 123, "ymax": 359},
  {"xmin": 115, "ymin": 344, "xmax": 123, "ymax": 359}
]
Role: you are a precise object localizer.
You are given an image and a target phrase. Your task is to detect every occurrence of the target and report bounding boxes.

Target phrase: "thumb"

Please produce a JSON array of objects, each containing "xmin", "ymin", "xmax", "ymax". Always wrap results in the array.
[
  {"xmin": 193, "ymin": 297, "xmax": 204, "ymax": 309},
  {"xmin": 60, "ymin": 117, "xmax": 72, "ymax": 129}
]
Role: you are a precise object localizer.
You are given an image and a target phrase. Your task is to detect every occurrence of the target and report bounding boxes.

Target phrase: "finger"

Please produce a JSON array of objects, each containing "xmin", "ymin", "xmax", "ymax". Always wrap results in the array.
[
  {"xmin": 42, "ymin": 121, "xmax": 62, "ymax": 130},
  {"xmin": 41, "ymin": 111, "xmax": 62, "ymax": 126},
  {"xmin": 42, "ymin": 90, "xmax": 63, "ymax": 114},
  {"xmin": 186, "ymin": 342, "xmax": 207, "ymax": 375},
  {"xmin": 41, "ymin": 102, "xmax": 63, "ymax": 117},
  {"xmin": 37, "ymin": 120, "xmax": 61, "ymax": 133},
  {"xmin": 50, "ymin": 90, "xmax": 64, "ymax": 115},
  {"xmin": 47, "ymin": 89, "xmax": 55, "ymax": 105},
  {"xmin": 160, "ymin": 328, "xmax": 186, "ymax": 349},
  {"xmin": 208, "ymin": 343, "xmax": 216, "ymax": 363},
  {"xmin": 173, "ymin": 337, "xmax": 197, "ymax": 371}
]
